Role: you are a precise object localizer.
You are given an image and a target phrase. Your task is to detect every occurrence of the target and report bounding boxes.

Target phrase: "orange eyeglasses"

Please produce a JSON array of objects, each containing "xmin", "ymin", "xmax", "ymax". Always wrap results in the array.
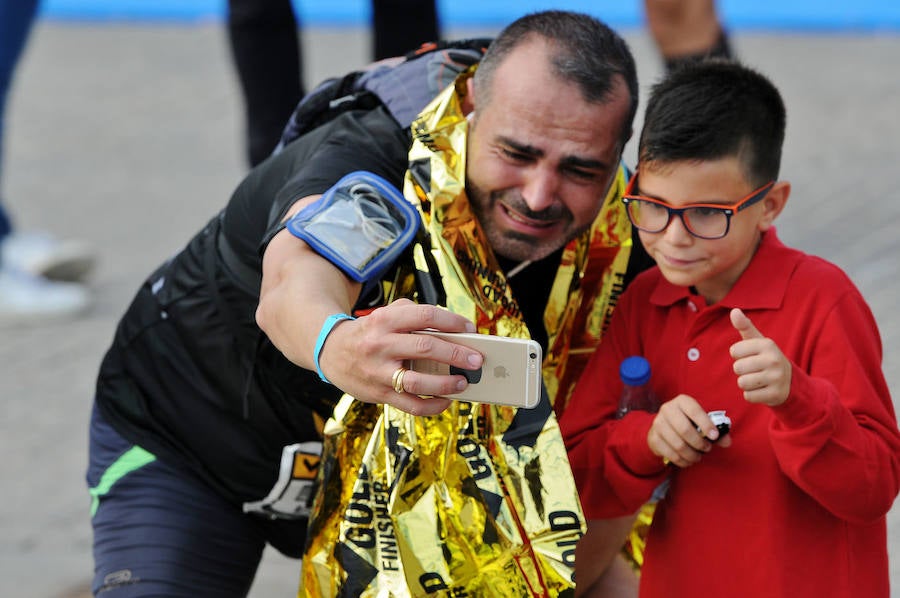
[{"xmin": 622, "ymin": 174, "xmax": 774, "ymax": 240}]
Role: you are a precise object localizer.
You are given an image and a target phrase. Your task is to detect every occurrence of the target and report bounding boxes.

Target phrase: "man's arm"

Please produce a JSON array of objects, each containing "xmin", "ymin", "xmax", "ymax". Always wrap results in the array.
[
  {"xmin": 256, "ymin": 195, "xmax": 485, "ymax": 415},
  {"xmin": 574, "ymin": 517, "xmax": 639, "ymax": 598}
]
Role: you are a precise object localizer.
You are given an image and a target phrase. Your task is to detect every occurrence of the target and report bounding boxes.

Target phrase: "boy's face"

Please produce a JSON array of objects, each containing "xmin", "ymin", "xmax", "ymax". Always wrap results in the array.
[{"xmin": 635, "ymin": 157, "xmax": 787, "ymax": 304}]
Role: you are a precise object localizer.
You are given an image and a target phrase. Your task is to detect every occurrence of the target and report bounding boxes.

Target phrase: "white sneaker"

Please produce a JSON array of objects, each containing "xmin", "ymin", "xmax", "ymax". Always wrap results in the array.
[
  {"xmin": 0, "ymin": 265, "xmax": 91, "ymax": 326},
  {"xmin": 1, "ymin": 231, "xmax": 96, "ymax": 282}
]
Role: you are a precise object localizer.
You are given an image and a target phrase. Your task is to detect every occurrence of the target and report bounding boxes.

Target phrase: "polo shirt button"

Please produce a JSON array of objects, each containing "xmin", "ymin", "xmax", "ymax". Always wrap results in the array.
[
  {"xmin": 687, "ymin": 347, "xmax": 700, "ymax": 361},
  {"xmin": 687, "ymin": 300, "xmax": 698, "ymax": 312}
]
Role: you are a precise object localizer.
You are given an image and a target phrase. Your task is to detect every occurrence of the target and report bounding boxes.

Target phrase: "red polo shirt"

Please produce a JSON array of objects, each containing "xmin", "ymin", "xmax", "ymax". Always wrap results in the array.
[{"xmin": 561, "ymin": 229, "xmax": 900, "ymax": 598}]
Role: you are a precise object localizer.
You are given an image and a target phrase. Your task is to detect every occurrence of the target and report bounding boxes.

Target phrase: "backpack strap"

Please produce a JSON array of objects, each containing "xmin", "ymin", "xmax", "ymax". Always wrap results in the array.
[
  {"xmin": 359, "ymin": 39, "xmax": 490, "ymax": 128},
  {"xmin": 274, "ymin": 38, "xmax": 491, "ymax": 154}
]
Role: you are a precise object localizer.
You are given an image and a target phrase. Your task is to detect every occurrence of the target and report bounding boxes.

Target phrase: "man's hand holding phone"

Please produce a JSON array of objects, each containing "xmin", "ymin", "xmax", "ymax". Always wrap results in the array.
[{"xmin": 405, "ymin": 330, "xmax": 543, "ymax": 409}]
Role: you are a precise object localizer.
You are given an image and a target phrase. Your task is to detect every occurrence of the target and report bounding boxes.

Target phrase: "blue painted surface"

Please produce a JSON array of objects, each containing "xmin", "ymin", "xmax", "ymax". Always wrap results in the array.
[{"xmin": 39, "ymin": 0, "xmax": 900, "ymax": 31}]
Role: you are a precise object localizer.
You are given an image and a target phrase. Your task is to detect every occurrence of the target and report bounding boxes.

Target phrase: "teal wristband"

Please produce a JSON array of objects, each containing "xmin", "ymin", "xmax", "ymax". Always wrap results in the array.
[{"xmin": 313, "ymin": 313, "xmax": 356, "ymax": 384}]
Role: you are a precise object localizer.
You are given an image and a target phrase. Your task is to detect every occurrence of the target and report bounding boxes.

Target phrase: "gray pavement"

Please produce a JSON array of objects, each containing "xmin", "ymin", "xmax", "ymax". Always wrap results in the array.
[{"xmin": 0, "ymin": 21, "xmax": 898, "ymax": 597}]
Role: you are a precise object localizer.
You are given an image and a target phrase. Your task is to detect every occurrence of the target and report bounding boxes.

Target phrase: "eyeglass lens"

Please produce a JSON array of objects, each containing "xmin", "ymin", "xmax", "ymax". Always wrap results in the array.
[{"xmin": 628, "ymin": 200, "xmax": 729, "ymax": 239}]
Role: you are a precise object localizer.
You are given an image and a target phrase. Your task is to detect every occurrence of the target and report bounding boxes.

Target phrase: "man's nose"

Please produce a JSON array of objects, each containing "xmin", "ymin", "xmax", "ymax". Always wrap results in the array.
[{"xmin": 521, "ymin": 167, "xmax": 560, "ymax": 212}]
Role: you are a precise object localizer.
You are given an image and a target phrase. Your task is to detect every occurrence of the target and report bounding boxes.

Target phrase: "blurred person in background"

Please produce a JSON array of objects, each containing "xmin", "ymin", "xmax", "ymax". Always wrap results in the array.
[
  {"xmin": 644, "ymin": 0, "xmax": 733, "ymax": 71},
  {"xmin": 0, "ymin": 0, "xmax": 94, "ymax": 324}
]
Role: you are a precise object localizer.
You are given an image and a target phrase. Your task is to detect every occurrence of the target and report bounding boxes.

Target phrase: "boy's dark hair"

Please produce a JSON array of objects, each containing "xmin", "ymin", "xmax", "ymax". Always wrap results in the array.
[
  {"xmin": 639, "ymin": 60, "xmax": 786, "ymax": 185},
  {"xmin": 474, "ymin": 10, "xmax": 639, "ymax": 150}
]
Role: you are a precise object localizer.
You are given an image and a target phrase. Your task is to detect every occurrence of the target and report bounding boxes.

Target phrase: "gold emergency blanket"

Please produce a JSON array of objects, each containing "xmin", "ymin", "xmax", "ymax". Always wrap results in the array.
[
  {"xmin": 624, "ymin": 503, "xmax": 656, "ymax": 570},
  {"xmin": 300, "ymin": 69, "xmax": 633, "ymax": 597}
]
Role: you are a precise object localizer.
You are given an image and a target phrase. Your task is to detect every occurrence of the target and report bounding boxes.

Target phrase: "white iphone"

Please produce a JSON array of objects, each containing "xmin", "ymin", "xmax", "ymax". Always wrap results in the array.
[{"xmin": 405, "ymin": 330, "xmax": 543, "ymax": 409}]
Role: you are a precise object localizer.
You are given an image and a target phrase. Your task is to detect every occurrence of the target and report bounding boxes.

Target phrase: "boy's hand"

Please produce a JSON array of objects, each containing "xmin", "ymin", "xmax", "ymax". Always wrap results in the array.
[
  {"xmin": 647, "ymin": 395, "xmax": 732, "ymax": 468},
  {"xmin": 729, "ymin": 308, "xmax": 792, "ymax": 407}
]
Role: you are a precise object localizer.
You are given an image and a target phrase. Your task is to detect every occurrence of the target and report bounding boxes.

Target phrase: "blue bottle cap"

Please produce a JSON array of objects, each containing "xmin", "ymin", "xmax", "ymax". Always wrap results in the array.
[{"xmin": 620, "ymin": 356, "xmax": 651, "ymax": 386}]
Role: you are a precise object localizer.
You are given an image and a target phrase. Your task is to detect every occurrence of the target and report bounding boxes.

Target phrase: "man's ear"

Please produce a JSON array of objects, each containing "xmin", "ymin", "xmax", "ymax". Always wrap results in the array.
[
  {"xmin": 759, "ymin": 181, "xmax": 790, "ymax": 230},
  {"xmin": 462, "ymin": 76, "xmax": 476, "ymax": 116}
]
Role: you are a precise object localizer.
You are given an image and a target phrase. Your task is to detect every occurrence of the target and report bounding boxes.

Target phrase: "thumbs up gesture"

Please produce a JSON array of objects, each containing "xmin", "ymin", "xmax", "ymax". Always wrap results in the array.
[{"xmin": 729, "ymin": 308, "xmax": 792, "ymax": 406}]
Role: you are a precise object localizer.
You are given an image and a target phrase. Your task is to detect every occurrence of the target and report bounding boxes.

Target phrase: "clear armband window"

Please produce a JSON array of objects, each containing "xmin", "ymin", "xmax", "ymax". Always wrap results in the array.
[{"xmin": 285, "ymin": 171, "xmax": 420, "ymax": 282}]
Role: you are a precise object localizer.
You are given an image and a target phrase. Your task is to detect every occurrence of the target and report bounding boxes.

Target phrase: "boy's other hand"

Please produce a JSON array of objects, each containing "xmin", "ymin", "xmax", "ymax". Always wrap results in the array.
[
  {"xmin": 648, "ymin": 395, "xmax": 731, "ymax": 468},
  {"xmin": 729, "ymin": 308, "xmax": 792, "ymax": 407}
]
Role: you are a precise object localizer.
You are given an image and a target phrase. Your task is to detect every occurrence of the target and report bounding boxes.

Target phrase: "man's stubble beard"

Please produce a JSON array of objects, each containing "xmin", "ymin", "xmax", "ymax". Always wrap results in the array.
[{"xmin": 466, "ymin": 184, "xmax": 590, "ymax": 264}]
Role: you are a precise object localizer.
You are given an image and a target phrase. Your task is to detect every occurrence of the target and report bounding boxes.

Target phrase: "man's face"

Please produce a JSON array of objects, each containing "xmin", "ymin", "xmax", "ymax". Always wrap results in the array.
[{"xmin": 465, "ymin": 38, "xmax": 631, "ymax": 263}]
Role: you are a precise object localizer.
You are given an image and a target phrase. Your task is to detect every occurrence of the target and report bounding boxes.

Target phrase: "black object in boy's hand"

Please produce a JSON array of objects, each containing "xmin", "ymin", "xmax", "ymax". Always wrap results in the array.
[
  {"xmin": 689, "ymin": 410, "xmax": 732, "ymax": 442},
  {"xmin": 706, "ymin": 410, "xmax": 731, "ymax": 441}
]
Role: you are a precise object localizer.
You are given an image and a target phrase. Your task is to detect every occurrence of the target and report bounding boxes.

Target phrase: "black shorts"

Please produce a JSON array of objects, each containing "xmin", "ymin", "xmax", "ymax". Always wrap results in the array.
[{"xmin": 86, "ymin": 404, "xmax": 307, "ymax": 597}]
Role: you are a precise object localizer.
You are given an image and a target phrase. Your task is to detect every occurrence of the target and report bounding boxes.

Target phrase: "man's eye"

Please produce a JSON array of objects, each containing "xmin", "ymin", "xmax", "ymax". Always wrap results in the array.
[
  {"xmin": 562, "ymin": 166, "xmax": 603, "ymax": 182},
  {"xmin": 502, "ymin": 148, "xmax": 531, "ymax": 162},
  {"xmin": 567, "ymin": 168, "xmax": 598, "ymax": 181}
]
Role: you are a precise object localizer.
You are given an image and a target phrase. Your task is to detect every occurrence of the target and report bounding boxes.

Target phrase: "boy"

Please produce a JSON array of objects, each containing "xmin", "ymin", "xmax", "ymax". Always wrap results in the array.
[{"xmin": 560, "ymin": 60, "xmax": 900, "ymax": 597}]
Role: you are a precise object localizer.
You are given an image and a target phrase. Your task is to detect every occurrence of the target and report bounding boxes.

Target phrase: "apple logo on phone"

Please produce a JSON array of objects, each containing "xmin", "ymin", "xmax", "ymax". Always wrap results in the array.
[{"xmin": 493, "ymin": 366, "xmax": 509, "ymax": 379}]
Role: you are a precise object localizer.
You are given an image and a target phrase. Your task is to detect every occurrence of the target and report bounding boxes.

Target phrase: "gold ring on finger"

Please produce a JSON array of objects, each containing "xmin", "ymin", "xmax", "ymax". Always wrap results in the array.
[{"xmin": 391, "ymin": 367, "xmax": 408, "ymax": 394}]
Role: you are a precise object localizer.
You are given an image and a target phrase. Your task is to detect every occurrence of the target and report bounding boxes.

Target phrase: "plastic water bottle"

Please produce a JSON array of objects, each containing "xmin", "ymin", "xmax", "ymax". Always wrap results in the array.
[{"xmin": 616, "ymin": 356, "xmax": 659, "ymax": 418}]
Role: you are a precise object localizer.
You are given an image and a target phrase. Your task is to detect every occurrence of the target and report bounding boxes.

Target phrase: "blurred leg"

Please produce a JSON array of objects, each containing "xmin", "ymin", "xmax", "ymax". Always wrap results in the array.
[
  {"xmin": 227, "ymin": 0, "xmax": 304, "ymax": 167},
  {"xmin": 371, "ymin": 0, "xmax": 440, "ymax": 60},
  {"xmin": 0, "ymin": 0, "xmax": 93, "ymax": 320},
  {"xmin": 0, "ymin": 0, "xmax": 40, "ymax": 236}
]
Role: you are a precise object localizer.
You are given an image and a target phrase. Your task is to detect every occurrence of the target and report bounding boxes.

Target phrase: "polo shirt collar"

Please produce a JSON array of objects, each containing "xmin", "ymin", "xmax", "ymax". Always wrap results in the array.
[{"xmin": 649, "ymin": 228, "xmax": 801, "ymax": 309}]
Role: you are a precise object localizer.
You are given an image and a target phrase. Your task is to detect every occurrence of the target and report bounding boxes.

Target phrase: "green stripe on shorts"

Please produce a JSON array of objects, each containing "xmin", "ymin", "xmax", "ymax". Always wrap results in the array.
[{"xmin": 88, "ymin": 445, "xmax": 156, "ymax": 517}]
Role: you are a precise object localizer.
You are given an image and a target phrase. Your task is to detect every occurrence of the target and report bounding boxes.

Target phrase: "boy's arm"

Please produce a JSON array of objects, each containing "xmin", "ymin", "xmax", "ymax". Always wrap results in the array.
[
  {"xmin": 733, "ymin": 296, "xmax": 900, "ymax": 523},
  {"xmin": 560, "ymin": 291, "xmax": 668, "ymax": 518}
]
